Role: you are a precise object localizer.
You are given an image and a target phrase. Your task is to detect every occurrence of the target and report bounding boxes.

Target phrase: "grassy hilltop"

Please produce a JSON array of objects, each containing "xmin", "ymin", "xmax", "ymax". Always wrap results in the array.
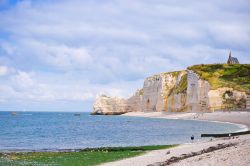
[{"xmin": 188, "ymin": 64, "xmax": 250, "ymax": 92}]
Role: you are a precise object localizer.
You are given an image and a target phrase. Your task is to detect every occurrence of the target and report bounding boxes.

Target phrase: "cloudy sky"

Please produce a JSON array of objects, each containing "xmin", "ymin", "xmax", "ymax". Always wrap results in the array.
[{"xmin": 0, "ymin": 0, "xmax": 249, "ymax": 112}]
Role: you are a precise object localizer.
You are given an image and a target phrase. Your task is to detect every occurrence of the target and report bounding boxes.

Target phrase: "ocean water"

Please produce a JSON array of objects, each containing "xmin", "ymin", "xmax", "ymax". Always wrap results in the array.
[{"xmin": 0, "ymin": 111, "xmax": 242, "ymax": 152}]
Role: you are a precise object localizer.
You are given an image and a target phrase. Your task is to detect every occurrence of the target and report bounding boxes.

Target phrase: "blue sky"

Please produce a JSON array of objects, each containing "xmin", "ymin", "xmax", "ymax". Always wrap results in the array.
[{"xmin": 0, "ymin": 0, "xmax": 250, "ymax": 112}]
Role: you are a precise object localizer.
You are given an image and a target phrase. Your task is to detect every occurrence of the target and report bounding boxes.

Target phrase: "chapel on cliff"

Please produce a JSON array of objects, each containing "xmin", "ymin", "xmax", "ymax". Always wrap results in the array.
[{"xmin": 227, "ymin": 51, "xmax": 239, "ymax": 64}]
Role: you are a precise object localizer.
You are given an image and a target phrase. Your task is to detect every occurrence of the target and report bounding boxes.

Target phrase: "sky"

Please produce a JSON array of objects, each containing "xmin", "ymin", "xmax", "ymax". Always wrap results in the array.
[{"xmin": 0, "ymin": 0, "xmax": 249, "ymax": 112}]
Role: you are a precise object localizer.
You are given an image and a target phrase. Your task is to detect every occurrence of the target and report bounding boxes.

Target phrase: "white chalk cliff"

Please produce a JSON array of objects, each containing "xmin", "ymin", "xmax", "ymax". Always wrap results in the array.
[{"xmin": 92, "ymin": 64, "xmax": 249, "ymax": 115}]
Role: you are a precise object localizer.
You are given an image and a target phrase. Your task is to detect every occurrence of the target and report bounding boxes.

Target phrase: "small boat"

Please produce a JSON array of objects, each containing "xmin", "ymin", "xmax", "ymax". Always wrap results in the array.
[
  {"xmin": 74, "ymin": 113, "xmax": 81, "ymax": 116},
  {"xmin": 11, "ymin": 112, "xmax": 17, "ymax": 116}
]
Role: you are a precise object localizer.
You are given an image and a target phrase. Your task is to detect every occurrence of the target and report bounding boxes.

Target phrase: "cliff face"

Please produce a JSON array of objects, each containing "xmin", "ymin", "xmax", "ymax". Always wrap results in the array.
[
  {"xmin": 92, "ymin": 64, "xmax": 250, "ymax": 115},
  {"xmin": 92, "ymin": 95, "xmax": 127, "ymax": 115}
]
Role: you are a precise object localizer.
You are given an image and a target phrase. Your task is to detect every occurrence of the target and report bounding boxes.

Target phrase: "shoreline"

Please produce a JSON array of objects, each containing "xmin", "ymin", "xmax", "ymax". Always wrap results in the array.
[
  {"xmin": 101, "ymin": 111, "xmax": 250, "ymax": 166},
  {"xmin": 1, "ymin": 112, "xmax": 250, "ymax": 165},
  {"xmin": 102, "ymin": 134, "xmax": 250, "ymax": 166},
  {"xmin": 121, "ymin": 111, "xmax": 250, "ymax": 131},
  {"xmin": 0, "ymin": 145, "xmax": 177, "ymax": 153},
  {"xmin": 0, "ymin": 145, "xmax": 177, "ymax": 166},
  {"xmin": 1, "ymin": 111, "xmax": 248, "ymax": 153},
  {"xmin": 192, "ymin": 119, "xmax": 249, "ymax": 132}
]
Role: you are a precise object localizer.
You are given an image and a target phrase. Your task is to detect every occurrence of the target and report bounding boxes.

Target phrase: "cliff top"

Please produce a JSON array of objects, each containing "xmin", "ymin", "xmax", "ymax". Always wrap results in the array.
[
  {"xmin": 188, "ymin": 64, "xmax": 250, "ymax": 92},
  {"xmin": 146, "ymin": 70, "xmax": 185, "ymax": 80}
]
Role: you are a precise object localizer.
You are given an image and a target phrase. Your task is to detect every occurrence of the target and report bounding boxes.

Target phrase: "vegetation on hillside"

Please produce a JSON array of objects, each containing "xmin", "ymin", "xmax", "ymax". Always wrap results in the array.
[
  {"xmin": 0, "ymin": 145, "xmax": 177, "ymax": 166},
  {"xmin": 175, "ymin": 73, "xmax": 187, "ymax": 94},
  {"xmin": 188, "ymin": 64, "xmax": 250, "ymax": 92},
  {"xmin": 161, "ymin": 71, "xmax": 181, "ymax": 78},
  {"xmin": 138, "ymin": 88, "xmax": 144, "ymax": 95}
]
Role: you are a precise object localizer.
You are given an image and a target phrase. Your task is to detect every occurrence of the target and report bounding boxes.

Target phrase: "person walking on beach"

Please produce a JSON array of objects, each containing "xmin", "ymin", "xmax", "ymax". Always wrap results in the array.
[{"xmin": 191, "ymin": 135, "xmax": 194, "ymax": 142}]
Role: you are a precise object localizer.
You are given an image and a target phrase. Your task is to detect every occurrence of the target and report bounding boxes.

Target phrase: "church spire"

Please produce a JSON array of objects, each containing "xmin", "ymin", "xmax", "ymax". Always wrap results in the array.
[{"xmin": 227, "ymin": 50, "xmax": 239, "ymax": 64}]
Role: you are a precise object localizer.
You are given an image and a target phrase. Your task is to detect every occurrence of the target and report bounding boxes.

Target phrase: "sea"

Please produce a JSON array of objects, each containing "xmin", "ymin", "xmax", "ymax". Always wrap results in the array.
[{"xmin": 0, "ymin": 111, "xmax": 243, "ymax": 152}]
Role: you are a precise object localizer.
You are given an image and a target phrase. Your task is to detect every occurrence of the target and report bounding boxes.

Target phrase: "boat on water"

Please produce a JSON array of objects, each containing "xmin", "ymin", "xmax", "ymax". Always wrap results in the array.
[
  {"xmin": 74, "ymin": 113, "xmax": 81, "ymax": 116},
  {"xmin": 11, "ymin": 112, "xmax": 17, "ymax": 116}
]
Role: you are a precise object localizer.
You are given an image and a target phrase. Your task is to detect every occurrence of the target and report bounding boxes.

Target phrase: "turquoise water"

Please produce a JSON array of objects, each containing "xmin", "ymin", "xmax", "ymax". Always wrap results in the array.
[{"xmin": 0, "ymin": 112, "xmax": 241, "ymax": 152}]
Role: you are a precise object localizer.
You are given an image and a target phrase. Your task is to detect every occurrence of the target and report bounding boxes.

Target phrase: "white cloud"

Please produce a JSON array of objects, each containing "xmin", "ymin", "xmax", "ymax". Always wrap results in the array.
[
  {"xmin": 11, "ymin": 71, "xmax": 34, "ymax": 89},
  {"xmin": 0, "ymin": 70, "xmax": 93, "ymax": 102},
  {"xmin": 0, "ymin": 66, "xmax": 8, "ymax": 76},
  {"xmin": 42, "ymin": 44, "xmax": 92, "ymax": 68},
  {"xmin": 208, "ymin": 24, "xmax": 250, "ymax": 46},
  {"xmin": 0, "ymin": 0, "xmax": 249, "ymax": 111}
]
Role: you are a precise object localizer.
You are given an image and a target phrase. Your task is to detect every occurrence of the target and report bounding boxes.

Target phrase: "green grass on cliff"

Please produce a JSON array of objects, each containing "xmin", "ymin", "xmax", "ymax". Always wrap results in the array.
[
  {"xmin": 188, "ymin": 64, "xmax": 250, "ymax": 92},
  {"xmin": 0, "ymin": 145, "xmax": 177, "ymax": 166},
  {"xmin": 175, "ymin": 73, "xmax": 187, "ymax": 94},
  {"xmin": 161, "ymin": 71, "xmax": 187, "ymax": 95},
  {"xmin": 162, "ymin": 71, "xmax": 181, "ymax": 77}
]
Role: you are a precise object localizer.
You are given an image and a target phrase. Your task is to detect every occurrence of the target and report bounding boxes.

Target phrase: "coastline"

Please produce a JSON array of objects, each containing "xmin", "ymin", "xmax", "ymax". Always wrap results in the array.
[
  {"xmin": 100, "ymin": 111, "xmax": 250, "ymax": 166},
  {"xmin": 102, "ymin": 134, "xmax": 250, "ymax": 166},
  {"xmin": 0, "ymin": 145, "xmax": 177, "ymax": 166},
  {"xmin": 121, "ymin": 111, "xmax": 250, "ymax": 131},
  {"xmin": 1, "ymin": 111, "xmax": 250, "ymax": 166}
]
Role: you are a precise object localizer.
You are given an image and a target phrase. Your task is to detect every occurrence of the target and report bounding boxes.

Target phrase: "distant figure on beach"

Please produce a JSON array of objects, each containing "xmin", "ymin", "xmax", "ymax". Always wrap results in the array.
[{"xmin": 191, "ymin": 135, "xmax": 194, "ymax": 141}]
